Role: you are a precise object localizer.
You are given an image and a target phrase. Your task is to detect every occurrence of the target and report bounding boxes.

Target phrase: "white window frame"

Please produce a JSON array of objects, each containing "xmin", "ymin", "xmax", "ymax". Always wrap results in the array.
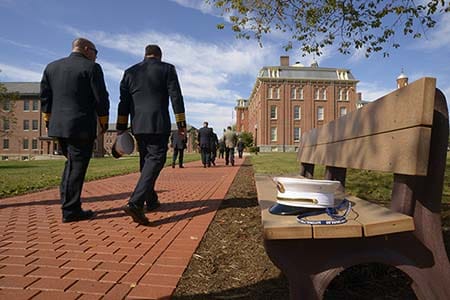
[
  {"xmin": 294, "ymin": 127, "xmax": 301, "ymax": 142},
  {"xmin": 23, "ymin": 100, "xmax": 30, "ymax": 112},
  {"xmin": 32, "ymin": 120, "xmax": 38, "ymax": 131},
  {"xmin": 3, "ymin": 139, "xmax": 9, "ymax": 150},
  {"xmin": 270, "ymin": 105, "xmax": 277, "ymax": 119},
  {"xmin": 23, "ymin": 138, "xmax": 29, "ymax": 150},
  {"xmin": 294, "ymin": 106, "xmax": 301, "ymax": 120},
  {"xmin": 317, "ymin": 106, "xmax": 324, "ymax": 121},
  {"xmin": 340, "ymin": 107, "xmax": 347, "ymax": 116},
  {"xmin": 23, "ymin": 120, "xmax": 30, "ymax": 131},
  {"xmin": 32, "ymin": 139, "xmax": 38, "ymax": 150},
  {"xmin": 270, "ymin": 127, "xmax": 277, "ymax": 142},
  {"xmin": 32, "ymin": 99, "xmax": 39, "ymax": 111}
]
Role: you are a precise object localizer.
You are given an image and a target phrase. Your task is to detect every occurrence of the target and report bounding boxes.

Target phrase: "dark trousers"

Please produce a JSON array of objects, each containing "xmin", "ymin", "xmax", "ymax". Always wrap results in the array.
[
  {"xmin": 225, "ymin": 147, "xmax": 235, "ymax": 165},
  {"xmin": 200, "ymin": 146, "xmax": 211, "ymax": 166},
  {"xmin": 238, "ymin": 149, "xmax": 244, "ymax": 158},
  {"xmin": 210, "ymin": 148, "xmax": 217, "ymax": 163},
  {"xmin": 219, "ymin": 149, "xmax": 224, "ymax": 159},
  {"xmin": 130, "ymin": 134, "xmax": 169, "ymax": 208},
  {"xmin": 172, "ymin": 147, "xmax": 184, "ymax": 166},
  {"xmin": 58, "ymin": 138, "xmax": 94, "ymax": 218}
]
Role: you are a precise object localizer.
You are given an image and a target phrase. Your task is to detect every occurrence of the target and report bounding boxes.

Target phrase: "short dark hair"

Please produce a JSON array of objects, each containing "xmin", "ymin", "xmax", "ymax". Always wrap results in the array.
[{"xmin": 145, "ymin": 45, "xmax": 162, "ymax": 57}]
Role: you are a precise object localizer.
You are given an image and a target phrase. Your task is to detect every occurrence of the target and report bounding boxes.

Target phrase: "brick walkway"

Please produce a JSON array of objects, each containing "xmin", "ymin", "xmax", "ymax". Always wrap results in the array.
[{"xmin": 0, "ymin": 157, "xmax": 242, "ymax": 299}]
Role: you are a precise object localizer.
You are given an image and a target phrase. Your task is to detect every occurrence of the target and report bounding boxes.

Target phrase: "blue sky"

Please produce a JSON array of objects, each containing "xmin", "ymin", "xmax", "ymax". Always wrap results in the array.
[{"xmin": 1, "ymin": 0, "xmax": 449, "ymax": 132}]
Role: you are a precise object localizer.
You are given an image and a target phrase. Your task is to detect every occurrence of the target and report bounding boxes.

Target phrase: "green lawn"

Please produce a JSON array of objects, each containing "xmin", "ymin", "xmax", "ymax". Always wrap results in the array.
[
  {"xmin": 0, "ymin": 154, "xmax": 199, "ymax": 198},
  {"xmin": 251, "ymin": 152, "xmax": 450, "ymax": 203}
]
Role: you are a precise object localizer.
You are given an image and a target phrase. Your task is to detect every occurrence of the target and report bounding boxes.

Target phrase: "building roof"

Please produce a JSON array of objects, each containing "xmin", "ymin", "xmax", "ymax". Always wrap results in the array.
[
  {"xmin": 258, "ymin": 66, "xmax": 358, "ymax": 82},
  {"xmin": 1, "ymin": 82, "xmax": 40, "ymax": 95}
]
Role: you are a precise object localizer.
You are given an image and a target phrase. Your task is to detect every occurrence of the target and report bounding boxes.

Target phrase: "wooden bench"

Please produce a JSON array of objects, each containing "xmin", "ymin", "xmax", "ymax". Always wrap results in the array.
[{"xmin": 255, "ymin": 77, "xmax": 450, "ymax": 299}]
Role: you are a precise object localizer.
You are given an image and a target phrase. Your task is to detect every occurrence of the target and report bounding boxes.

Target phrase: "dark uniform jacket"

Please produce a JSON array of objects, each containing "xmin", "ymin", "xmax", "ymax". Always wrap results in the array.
[
  {"xmin": 210, "ymin": 132, "xmax": 219, "ymax": 150},
  {"xmin": 117, "ymin": 57, "xmax": 186, "ymax": 134},
  {"xmin": 170, "ymin": 130, "xmax": 187, "ymax": 149},
  {"xmin": 40, "ymin": 52, "xmax": 110, "ymax": 139},
  {"xmin": 198, "ymin": 127, "xmax": 213, "ymax": 148}
]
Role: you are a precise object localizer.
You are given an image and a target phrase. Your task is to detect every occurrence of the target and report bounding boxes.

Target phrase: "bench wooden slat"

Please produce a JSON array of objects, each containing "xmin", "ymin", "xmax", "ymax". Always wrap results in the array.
[
  {"xmin": 256, "ymin": 175, "xmax": 415, "ymax": 240},
  {"xmin": 299, "ymin": 126, "xmax": 431, "ymax": 176},
  {"xmin": 299, "ymin": 77, "xmax": 435, "ymax": 147},
  {"xmin": 347, "ymin": 196, "xmax": 415, "ymax": 237}
]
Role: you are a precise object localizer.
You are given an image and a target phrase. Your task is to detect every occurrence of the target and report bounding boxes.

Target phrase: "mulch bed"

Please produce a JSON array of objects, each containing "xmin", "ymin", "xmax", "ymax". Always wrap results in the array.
[{"xmin": 173, "ymin": 158, "xmax": 450, "ymax": 300}]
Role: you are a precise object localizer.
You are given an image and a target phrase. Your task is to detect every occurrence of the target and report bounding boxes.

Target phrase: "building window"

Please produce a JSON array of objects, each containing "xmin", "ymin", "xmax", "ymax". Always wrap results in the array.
[
  {"xmin": 291, "ymin": 86, "xmax": 303, "ymax": 100},
  {"xmin": 21, "ymin": 156, "xmax": 28, "ymax": 161},
  {"xmin": 270, "ymin": 127, "xmax": 277, "ymax": 142},
  {"xmin": 241, "ymin": 125, "xmax": 244, "ymax": 132},
  {"xmin": 241, "ymin": 112, "xmax": 244, "ymax": 120},
  {"xmin": 322, "ymin": 88, "xmax": 327, "ymax": 100},
  {"xmin": 339, "ymin": 88, "xmax": 349, "ymax": 101},
  {"xmin": 270, "ymin": 105, "xmax": 277, "ymax": 119},
  {"xmin": 23, "ymin": 139, "xmax": 29, "ymax": 150},
  {"xmin": 270, "ymin": 87, "xmax": 279, "ymax": 99},
  {"xmin": 32, "ymin": 99, "xmax": 39, "ymax": 111},
  {"xmin": 268, "ymin": 87, "xmax": 273, "ymax": 99},
  {"xmin": 317, "ymin": 106, "xmax": 324, "ymax": 121},
  {"xmin": 294, "ymin": 106, "xmax": 301, "ymax": 120},
  {"xmin": 340, "ymin": 107, "xmax": 347, "ymax": 116},
  {"xmin": 2, "ymin": 99, "xmax": 10, "ymax": 111},
  {"xmin": 32, "ymin": 139, "xmax": 38, "ymax": 150},
  {"xmin": 294, "ymin": 127, "xmax": 301, "ymax": 142},
  {"xmin": 23, "ymin": 120, "xmax": 30, "ymax": 131},
  {"xmin": 3, "ymin": 120, "xmax": 9, "ymax": 131},
  {"xmin": 1, "ymin": 156, "xmax": 8, "ymax": 161},
  {"xmin": 3, "ymin": 139, "xmax": 9, "ymax": 149},
  {"xmin": 32, "ymin": 120, "xmax": 38, "ymax": 130},
  {"xmin": 23, "ymin": 100, "xmax": 30, "ymax": 111},
  {"xmin": 314, "ymin": 87, "xmax": 320, "ymax": 100}
]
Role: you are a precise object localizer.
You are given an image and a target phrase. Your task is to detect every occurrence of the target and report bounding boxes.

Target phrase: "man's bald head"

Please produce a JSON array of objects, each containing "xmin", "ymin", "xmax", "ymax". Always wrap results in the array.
[{"xmin": 72, "ymin": 38, "xmax": 97, "ymax": 61}]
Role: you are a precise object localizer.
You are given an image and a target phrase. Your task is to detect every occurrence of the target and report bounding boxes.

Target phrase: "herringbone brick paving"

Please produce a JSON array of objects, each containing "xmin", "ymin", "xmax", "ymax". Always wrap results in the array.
[{"xmin": 0, "ymin": 158, "xmax": 242, "ymax": 299}]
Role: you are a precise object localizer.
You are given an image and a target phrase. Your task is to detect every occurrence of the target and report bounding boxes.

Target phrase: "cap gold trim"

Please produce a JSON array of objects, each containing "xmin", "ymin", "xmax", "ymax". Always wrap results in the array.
[
  {"xmin": 98, "ymin": 115, "xmax": 108, "ymax": 125},
  {"xmin": 175, "ymin": 112, "xmax": 186, "ymax": 123}
]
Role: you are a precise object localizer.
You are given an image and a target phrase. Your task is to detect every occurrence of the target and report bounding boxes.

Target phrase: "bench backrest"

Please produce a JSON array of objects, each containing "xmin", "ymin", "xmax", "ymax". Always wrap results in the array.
[
  {"xmin": 298, "ymin": 77, "xmax": 436, "ymax": 176},
  {"xmin": 297, "ymin": 77, "xmax": 448, "ymax": 247}
]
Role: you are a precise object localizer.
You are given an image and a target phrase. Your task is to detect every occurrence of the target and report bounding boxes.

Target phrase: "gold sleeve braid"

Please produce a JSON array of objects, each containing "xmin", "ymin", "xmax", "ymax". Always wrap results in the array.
[
  {"xmin": 116, "ymin": 115, "xmax": 128, "ymax": 130},
  {"xmin": 175, "ymin": 112, "xmax": 186, "ymax": 129},
  {"xmin": 42, "ymin": 112, "xmax": 51, "ymax": 122},
  {"xmin": 98, "ymin": 116, "xmax": 109, "ymax": 125}
]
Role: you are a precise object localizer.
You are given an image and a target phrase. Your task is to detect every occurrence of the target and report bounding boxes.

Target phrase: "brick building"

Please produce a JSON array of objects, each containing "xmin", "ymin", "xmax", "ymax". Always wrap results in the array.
[
  {"xmin": 236, "ymin": 56, "xmax": 360, "ymax": 152},
  {"xmin": 1, "ymin": 82, "xmax": 105, "ymax": 160}
]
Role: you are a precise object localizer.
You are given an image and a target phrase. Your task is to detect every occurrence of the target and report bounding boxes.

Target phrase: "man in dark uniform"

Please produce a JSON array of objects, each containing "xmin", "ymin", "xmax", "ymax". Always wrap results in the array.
[
  {"xmin": 170, "ymin": 129, "xmax": 187, "ymax": 168},
  {"xmin": 210, "ymin": 129, "xmax": 218, "ymax": 166},
  {"xmin": 40, "ymin": 38, "xmax": 110, "ymax": 223},
  {"xmin": 117, "ymin": 44, "xmax": 186, "ymax": 225},
  {"xmin": 198, "ymin": 121, "xmax": 212, "ymax": 168},
  {"xmin": 237, "ymin": 138, "xmax": 245, "ymax": 158}
]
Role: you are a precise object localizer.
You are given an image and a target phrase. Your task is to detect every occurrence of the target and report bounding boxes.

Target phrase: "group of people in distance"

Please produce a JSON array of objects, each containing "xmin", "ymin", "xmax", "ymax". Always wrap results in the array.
[{"xmin": 170, "ymin": 121, "xmax": 246, "ymax": 169}]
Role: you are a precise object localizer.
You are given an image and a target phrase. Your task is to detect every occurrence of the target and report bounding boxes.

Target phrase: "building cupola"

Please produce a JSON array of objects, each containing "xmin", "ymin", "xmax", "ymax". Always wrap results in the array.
[{"xmin": 396, "ymin": 69, "xmax": 408, "ymax": 89}]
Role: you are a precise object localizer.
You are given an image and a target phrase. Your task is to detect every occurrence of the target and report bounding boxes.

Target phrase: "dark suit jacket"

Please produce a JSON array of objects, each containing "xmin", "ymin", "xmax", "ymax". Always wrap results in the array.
[
  {"xmin": 198, "ymin": 127, "xmax": 213, "ymax": 148},
  {"xmin": 210, "ymin": 132, "xmax": 218, "ymax": 150},
  {"xmin": 40, "ymin": 52, "xmax": 110, "ymax": 139},
  {"xmin": 117, "ymin": 57, "xmax": 186, "ymax": 134},
  {"xmin": 170, "ymin": 130, "xmax": 187, "ymax": 149}
]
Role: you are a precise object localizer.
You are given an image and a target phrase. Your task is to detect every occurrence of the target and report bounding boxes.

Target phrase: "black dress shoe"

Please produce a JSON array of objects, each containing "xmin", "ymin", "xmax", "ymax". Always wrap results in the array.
[
  {"xmin": 179, "ymin": 165, "xmax": 184, "ymax": 168},
  {"xmin": 146, "ymin": 200, "xmax": 161, "ymax": 212},
  {"xmin": 62, "ymin": 210, "xmax": 96, "ymax": 223},
  {"xmin": 172, "ymin": 163, "xmax": 175, "ymax": 168},
  {"xmin": 122, "ymin": 204, "xmax": 149, "ymax": 225}
]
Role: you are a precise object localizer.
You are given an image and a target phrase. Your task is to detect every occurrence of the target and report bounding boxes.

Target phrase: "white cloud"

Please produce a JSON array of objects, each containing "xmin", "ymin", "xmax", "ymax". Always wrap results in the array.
[
  {"xmin": 0, "ymin": 63, "xmax": 42, "ymax": 82},
  {"xmin": 97, "ymin": 60, "xmax": 125, "ymax": 81},
  {"xmin": 0, "ymin": 37, "xmax": 57, "ymax": 57},
  {"xmin": 415, "ymin": 13, "xmax": 450, "ymax": 50},
  {"xmin": 358, "ymin": 81, "xmax": 393, "ymax": 102},
  {"xmin": 185, "ymin": 100, "xmax": 235, "ymax": 130},
  {"xmin": 170, "ymin": 0, "xmax": 216, "ymax": 15},
  {"xmin": 64, "ymin": 27, "xmax": 273, "ymax": 103}
]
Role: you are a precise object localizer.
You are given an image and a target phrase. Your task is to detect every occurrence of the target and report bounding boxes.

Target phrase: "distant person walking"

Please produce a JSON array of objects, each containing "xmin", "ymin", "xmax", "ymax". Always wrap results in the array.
[
  {"xmin": 218, "ymin": 137, "xmax": 225, "ymax": 159},
  {"xmin": 117, "ymin": 44, "xmax": 186, "ymax": 225},
  {"xmin": 198, "ymin": 121, "xmax": 213, "ymax": 167},
  {"xmin": 170, "ymin": 129, "xmax": 187, "ymax": 168},
  {"xmin": 237, "ymin": 138, "xmax": 245, "ymax": 158},
  {"xmin": 223, "ymin": 126, "xmax": 237, "ymax": 166},
  {"xmin": 40, "ymin": 37, "xmax": 110, "ymax": 223},
  {"xmin": 210, "ymin": 130, "xmax": 219, "ymax": 166}
]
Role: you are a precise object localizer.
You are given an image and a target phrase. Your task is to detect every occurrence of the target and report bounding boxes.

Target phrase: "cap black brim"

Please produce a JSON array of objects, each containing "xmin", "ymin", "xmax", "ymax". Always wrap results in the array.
[{"xmin": 269, "ymin": 203, "xmax": 322, "ymax": 216}]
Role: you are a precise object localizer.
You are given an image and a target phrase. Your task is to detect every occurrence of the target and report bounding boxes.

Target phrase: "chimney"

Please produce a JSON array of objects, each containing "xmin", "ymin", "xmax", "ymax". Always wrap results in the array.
[
  {"xmin": 357, "ymin": 92, "xmax": 362, "ymax": 101},
  {"xmin": 280, "ymin": 56, "xmax": 289, "ymax": 66}
]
